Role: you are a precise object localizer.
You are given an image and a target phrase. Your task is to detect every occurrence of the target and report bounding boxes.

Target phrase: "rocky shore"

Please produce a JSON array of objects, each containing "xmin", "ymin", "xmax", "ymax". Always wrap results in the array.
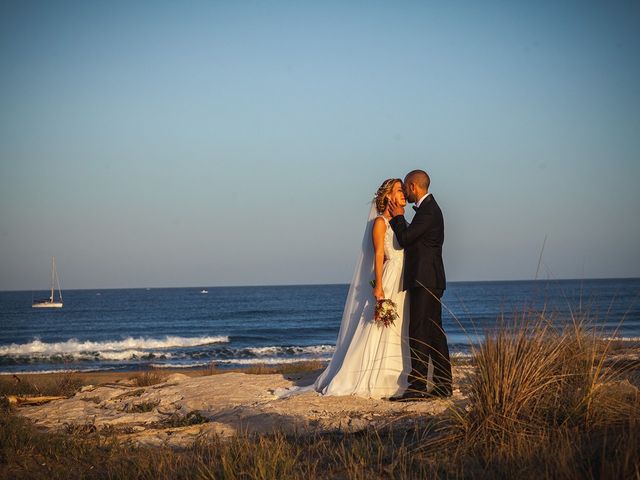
[{"xmin": 15, "ymin": 366, "xmax": 473, "ymax": 448}]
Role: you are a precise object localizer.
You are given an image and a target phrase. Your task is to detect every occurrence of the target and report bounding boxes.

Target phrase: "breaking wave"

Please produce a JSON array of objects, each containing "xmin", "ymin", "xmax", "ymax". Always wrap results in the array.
[
  {"xmin": 0, "ymin": 337, "xmax": 334, "ymax": 368},
  {"xmin": 0, "ymin": 335, "xmax": 230, "ymax": 357},
  {"xmin": 242, "ymin": 345, "xmax": 334, "ymax": 356}
]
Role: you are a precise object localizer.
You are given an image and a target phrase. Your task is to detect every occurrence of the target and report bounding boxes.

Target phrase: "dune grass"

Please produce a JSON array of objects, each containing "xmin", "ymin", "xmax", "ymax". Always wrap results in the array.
[
  {"xmin": 0, "ymin": 372, "xmax": 84, "ymax": 398},
  {"xmin": 243, "ymin": 360, "xmax": 325, "ymax": 375},
  {"xmin": 1, "ymin": 315, "xmax": 639, "ymax": 479},
  {"xmin": 130, "ymin": 370, "xmax": 169, "ymax": 387},
  {"xmin": 441, "ymin": 314, "xmax": 640, "ymax": 479},
  {"xmin": 0, "ymin": 409, "xmax": 438, "ymax": 480}
]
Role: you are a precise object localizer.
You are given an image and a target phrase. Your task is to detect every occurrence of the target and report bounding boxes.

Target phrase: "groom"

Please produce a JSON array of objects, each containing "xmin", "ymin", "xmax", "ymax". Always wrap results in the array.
[{"xmin": 388, "ymin": 170, "xmax": 452, "ymax": 400}]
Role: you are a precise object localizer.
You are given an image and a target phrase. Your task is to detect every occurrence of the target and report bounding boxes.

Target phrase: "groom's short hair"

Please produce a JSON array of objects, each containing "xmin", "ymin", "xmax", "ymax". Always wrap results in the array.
[{"xmin": 406, "ymin": 170, "xmax": 430, "ymax": 191}]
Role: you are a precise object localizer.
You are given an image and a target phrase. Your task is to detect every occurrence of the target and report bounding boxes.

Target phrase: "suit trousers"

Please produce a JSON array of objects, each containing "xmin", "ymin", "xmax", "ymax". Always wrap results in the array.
[{"xmin": 408, "ymin": 286, "xmax": 452, "ymax": 391}]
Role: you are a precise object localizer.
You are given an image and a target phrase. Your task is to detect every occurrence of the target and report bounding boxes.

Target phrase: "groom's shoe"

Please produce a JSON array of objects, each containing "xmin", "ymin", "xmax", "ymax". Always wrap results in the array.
[{"xmin": 388, "ymin": 390, "xmax": 429, "ymax": 402}]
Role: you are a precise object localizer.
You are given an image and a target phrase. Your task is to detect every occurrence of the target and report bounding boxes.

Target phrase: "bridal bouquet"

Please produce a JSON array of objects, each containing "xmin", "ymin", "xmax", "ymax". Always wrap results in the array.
[{"xmin": 374, "ymin": 298, "xmax": 399, "ymax": 328}]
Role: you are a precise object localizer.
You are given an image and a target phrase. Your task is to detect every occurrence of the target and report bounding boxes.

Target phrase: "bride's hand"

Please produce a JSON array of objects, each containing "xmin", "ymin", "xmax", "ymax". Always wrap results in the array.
[{"xmin": 373, "ymin": 286, "xmax": 385, "ymax": 301}]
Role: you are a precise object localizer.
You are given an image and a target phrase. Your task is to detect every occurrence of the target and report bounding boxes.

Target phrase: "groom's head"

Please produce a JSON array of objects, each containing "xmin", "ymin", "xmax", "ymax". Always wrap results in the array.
[{"xmin": 403, "ymin": 170, "xmax": 430, "ymax": 203}]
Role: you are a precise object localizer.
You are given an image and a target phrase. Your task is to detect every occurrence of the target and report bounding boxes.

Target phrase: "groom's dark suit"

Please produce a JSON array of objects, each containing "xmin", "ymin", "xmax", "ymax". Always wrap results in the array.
[{"xmin": 390, "ymin": 194, "xmax": 452, "ymax": 393}]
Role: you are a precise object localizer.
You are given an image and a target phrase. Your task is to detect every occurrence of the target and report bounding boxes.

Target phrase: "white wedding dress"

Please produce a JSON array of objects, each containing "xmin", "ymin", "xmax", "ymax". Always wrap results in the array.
[{"xmin": 312, "ymin": 206, "xmax": 411, "ymax": 398}]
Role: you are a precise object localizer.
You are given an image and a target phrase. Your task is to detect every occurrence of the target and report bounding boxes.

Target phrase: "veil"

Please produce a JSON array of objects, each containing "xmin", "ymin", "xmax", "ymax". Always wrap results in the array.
[{"xmin": 313, "ymin": 201, "xmax": 378, "ymax": 392}]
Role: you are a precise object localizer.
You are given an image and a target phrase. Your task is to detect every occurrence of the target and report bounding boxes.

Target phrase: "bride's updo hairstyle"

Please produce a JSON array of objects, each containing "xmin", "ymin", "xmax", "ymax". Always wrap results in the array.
[{"xmin": 374, "ymin": 178, "xmax": 402, "ymax": 214}]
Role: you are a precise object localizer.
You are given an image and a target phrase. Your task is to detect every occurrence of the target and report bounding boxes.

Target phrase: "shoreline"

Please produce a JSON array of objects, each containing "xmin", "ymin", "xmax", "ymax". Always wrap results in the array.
[
  {"xmin": 3, "ymin": 367, "xmax": 215, "ymax": 384},
  {"xmin": 0, "ymin": 353, "xmax": 480, "ymax": 378},
  {"xmin": 0, "ymin": 361, "xmax": 327, "ymax": 378},
  {"xmin": 2, "ymin": 337, "xmax": 638, "ymax": 378},
  {"xmin": 1, "ymin": 360, "xmax": 332, "ymax": 390}
]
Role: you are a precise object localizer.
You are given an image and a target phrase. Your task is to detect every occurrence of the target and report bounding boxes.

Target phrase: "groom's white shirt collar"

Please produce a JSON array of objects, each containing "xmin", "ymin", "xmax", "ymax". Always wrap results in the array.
[{"xmin": 415, "ymin": 192, "xmax": 431, "ymax": 209}]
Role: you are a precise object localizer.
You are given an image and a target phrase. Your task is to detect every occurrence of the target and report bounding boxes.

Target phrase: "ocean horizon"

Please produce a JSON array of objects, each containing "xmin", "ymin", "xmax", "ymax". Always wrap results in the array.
[
  {"xmin": 1, "ymin": 277, "xmax": 639, "ymax": 375},
  {"xmin": 4, "ymin": 275, "xmax": 640, "ymax": 293}
]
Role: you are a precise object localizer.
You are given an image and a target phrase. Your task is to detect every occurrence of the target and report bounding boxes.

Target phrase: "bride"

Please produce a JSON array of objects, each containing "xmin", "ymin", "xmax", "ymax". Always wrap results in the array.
[{"xmin": 313, "ymin": 178, "xmax": 411, "ymax": 398}]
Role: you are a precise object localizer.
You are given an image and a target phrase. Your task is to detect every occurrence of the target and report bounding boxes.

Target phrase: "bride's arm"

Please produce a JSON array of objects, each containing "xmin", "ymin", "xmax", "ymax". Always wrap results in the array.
[{"xmin": 372, "ymin": 217, "xmax": 386, "ymax": 300}]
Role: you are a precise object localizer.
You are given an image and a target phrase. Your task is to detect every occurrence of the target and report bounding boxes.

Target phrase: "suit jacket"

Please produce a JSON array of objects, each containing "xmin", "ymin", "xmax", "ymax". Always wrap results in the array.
[{"xmin": 389, "ymin": 194, "xmax": 446, "ymax": 292}]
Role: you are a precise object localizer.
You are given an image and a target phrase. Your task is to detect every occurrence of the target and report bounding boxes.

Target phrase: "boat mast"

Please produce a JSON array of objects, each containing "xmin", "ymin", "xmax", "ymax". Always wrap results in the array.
[
  {"xmin": 55, "ymin": 257, "xmax": 63, "ymax": 302},
  {"xmin": 50, "ymin": 256, "xmax": 55, "ymax": 302}
]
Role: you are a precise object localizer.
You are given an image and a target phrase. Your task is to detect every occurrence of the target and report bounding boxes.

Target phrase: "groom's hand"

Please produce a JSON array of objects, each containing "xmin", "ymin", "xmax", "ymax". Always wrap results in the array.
[{"xmin": 388, "ymin": 199, "xmax": 404, "ymax": 217}]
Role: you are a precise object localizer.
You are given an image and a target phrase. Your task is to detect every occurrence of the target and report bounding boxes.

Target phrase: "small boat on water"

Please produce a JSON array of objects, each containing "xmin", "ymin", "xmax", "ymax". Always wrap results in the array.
[
  {"xmin": 32, "ymin": 256, "xmax": 63, "ymax": 308},
  {"xmin": 200, "ymin": 289, "xmax": 209, "ymax": 294}
]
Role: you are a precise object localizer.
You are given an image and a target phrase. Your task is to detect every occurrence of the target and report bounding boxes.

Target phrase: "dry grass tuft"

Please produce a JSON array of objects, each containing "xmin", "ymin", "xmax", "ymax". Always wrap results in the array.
[
  {"xmin": 0, "ymin": 407, "xmax": 430, "ymax": 480},
  {"xmin": 129, "ymin": 370, "xmax": 168, "ymax": 387},
  {"xmin": 205, "ymin": 362, "xmax": 221, "ymax": 375},
  {"xmin": 444, "ymin": 314, "xmax": 640, "ymax": 478},
  {"xmin": 243, "ymin": 360, "xmax": 325, "ymax": 376},
  {"xmin": 0, "ymin": 373, "xmax": 84, "ymax": 398}
]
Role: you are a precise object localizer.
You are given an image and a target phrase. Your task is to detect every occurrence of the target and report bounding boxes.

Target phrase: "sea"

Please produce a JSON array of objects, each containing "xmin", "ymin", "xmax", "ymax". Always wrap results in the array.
[{"xmin": 1, "ymin": 278, "xmax": 639, "ymax": 375}]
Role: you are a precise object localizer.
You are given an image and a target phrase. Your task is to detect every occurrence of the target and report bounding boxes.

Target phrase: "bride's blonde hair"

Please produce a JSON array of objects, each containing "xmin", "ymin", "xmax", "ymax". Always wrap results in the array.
[{"xmin": 374, "ymin": 178, "xmax": 402, "ymax": 214}]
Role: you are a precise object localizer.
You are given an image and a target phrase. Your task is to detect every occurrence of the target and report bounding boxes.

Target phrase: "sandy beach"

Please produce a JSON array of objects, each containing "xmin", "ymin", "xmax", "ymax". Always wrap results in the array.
[{"xmin": 9, "ymin": 364, "xmax": 473, "ymax": 448}]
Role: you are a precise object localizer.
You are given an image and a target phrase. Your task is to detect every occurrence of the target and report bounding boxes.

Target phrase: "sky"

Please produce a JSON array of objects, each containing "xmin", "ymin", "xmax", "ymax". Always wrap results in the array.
[{"xmin": 1, "ymin": 1, "xmax": 639, "ymax": 290}]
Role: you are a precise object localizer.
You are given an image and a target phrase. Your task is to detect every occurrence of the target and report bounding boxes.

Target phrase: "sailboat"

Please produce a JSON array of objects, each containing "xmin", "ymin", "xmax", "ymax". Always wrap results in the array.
[{"xmin": 32, "ymin": 256, "xmax": 64, "ymax": 308}]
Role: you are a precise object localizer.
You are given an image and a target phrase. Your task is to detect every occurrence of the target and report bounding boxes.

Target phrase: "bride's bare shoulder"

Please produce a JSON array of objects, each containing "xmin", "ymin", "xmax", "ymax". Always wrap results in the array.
[
  {"xmin": 373, "ymin": 216, "xmax": 387, "ymax": 228},
  {"xmin": 372, "ymin": 217, "xmax": 387, "ymax": 240}
]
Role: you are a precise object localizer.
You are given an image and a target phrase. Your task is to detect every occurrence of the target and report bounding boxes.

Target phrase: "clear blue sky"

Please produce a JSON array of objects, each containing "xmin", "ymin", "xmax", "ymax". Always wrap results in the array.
[{"xmin": 1, "ymin": 1, "xmax": 639, "ymax": 290}]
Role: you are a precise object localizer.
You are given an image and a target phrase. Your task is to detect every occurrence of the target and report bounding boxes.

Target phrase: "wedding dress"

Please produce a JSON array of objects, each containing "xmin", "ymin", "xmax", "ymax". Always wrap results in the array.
[{"xmin": 312, "ymin": 204, "xmax": 410, "ymax": 398}]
